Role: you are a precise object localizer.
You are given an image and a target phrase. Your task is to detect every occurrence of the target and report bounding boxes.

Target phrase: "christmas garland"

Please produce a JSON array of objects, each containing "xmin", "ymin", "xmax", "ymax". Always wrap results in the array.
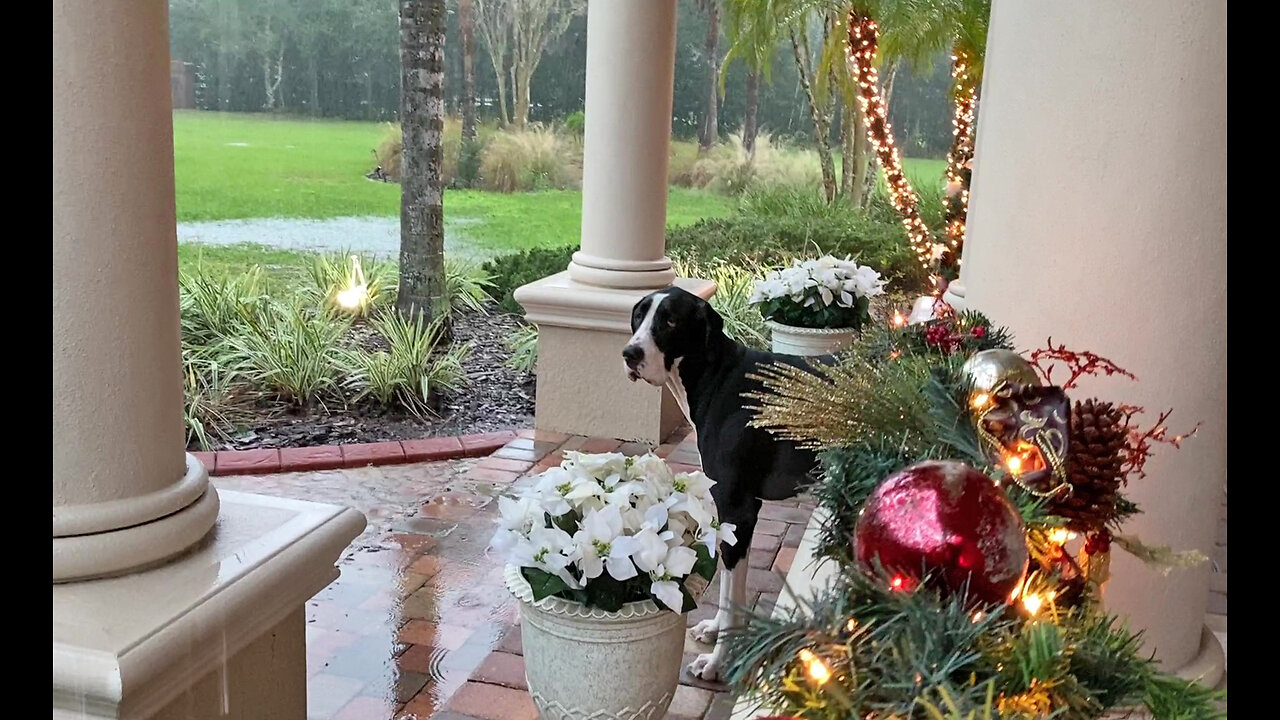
[{"xmin": 728, "ymin": 303, "xmax": 1222, "ymax": 720}]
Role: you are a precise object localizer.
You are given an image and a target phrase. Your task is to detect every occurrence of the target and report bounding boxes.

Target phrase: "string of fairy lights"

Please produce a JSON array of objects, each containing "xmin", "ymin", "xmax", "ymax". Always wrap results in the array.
[
  {"xmin": 944, "ymin": 50, "xmax": 977, "ymax": 263},
  {"xmin": 846, "ymin": 12, "xmax": 936, "ymax": 273}
]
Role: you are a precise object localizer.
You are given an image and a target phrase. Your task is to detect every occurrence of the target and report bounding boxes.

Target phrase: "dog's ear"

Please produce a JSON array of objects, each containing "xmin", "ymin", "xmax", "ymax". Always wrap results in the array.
[{"xmin": 698, "ymin": 299, "xmax": 725, "ymax": 346}]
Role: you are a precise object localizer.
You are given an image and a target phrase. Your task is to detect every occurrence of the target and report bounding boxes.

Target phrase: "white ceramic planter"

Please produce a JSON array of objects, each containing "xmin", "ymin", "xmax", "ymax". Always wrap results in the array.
[
  {"xmin": 766, "ymin": 320, "xmax": 857, "ymax": 356},
  {"xmin": 504, "ymin": 564, "xmax": 686, "ymax": 720}
]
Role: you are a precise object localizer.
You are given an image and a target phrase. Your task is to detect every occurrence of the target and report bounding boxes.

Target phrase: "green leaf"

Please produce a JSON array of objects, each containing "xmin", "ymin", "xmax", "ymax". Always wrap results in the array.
[
  {"xmin": 693, "ymin": 543, "xmax": 718, "ymax": 582},
  {"xmin": 523, "ymin": 567, "xmax": 569, "ymax": 602}
]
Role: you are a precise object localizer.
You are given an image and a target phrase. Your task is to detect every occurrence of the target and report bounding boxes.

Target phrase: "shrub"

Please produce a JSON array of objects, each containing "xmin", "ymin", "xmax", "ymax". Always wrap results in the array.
[
  {"xmin": 305, "ymin": 252, "xmax": 397, "ymax": 318},
  {"xmin": 374, "ymin": 117, "xmax": 498, "ymax": 186},
  {"xmin": 443, "ymin": 256, "xmax": 495, "ymax": 317},
  {"xmin": 456, "ymin": 136, "xmax": 485, "ymax": 189},
  {"xmin": 673, "ymin": 259, "xmax": 770, "ymax": 350},
  {"xmin": 504, "ymin": 323, "xmax": 539, "ymax": 374},
  {"xmin": 666, "ymin": 212, "xmax": 930, "ymax": 293},
  {"xmin": 227, "ymin": 299, "xmax": 350, "ymax": 406},
  {"xmin": 564, "ymin": 110, "xmax": 585, "ymax": 137},
  {"xmin": 482, "ymin": 244, "xmax": 576, "ymax": 314},
  {"xmin": 183, "ymin": 351, "xmax": 255, "ymax": 451},
  {"xmin": 688, "ymin": 133, "xmax": 822, "ymax": 195},
  {"xmin": 479, "ymin": 126, "xmax": 577, "ymax": 192},
  {"xmin": 179, "ymin": 265, "xmax": 270, "ymax": 348},
  {"xmin": 342, "ymin": 311, "xmax": 470, "ymax": 417}
]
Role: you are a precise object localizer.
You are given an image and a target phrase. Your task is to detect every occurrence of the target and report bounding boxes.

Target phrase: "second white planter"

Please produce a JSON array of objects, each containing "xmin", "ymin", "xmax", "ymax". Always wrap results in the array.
[
  {"xmin": 504, "ymin": 564, "xmax": 686, "ymax": 720},
  {"xmin": 767, "ymin": 320, "xmax": 857, "ymax": 356}
]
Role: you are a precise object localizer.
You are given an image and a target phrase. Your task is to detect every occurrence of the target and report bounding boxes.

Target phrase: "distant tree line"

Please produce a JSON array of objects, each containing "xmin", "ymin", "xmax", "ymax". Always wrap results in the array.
[{"xmin": 168, "ymin": 0, "xmax": 954, "ymax": 157}]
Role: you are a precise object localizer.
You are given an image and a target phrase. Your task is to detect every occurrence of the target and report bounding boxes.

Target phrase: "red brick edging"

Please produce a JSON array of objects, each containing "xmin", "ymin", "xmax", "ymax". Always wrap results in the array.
[{"xmin": 190, "ymin": 431, "xmax": 520, "ymax": 476}]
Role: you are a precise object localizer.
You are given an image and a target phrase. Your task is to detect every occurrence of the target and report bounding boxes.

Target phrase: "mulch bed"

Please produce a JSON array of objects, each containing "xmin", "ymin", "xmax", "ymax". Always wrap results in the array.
[{"xmin": 203, "ymin": 305, "xmax": 535, "ymax": 451}]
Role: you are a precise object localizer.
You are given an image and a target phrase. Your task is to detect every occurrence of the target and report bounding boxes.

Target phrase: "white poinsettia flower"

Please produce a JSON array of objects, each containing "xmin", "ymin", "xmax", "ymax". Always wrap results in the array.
[
  {"xmin": 673, "ymin": 471, "xmax": 713, "ymax": 497},
  {"xmin": 529, "ymin": 467, "xmax": 575, "ymax": 516},
  {"xmin": 630, "ymin": 527, "xmax": 673, "ymax": 573},
  {"xmin": 651, "ymin": 579, "xmax": 684, "ymax": 612},
  {"xmin": 511, "ymin": 525, "xmax": 581, "ymax": 589},
  {"xmin": 628, "ymin": 453, "xmax": 674, "ymax": 485},
  {"xmin": 565, "ymin": 450, "xmax": 627, "ymax": 481},
  {"xmin": 663, "ymin": 546, "xmax": 698, "ymax": 578},
  {"xmin": 575, "ymin": 505, "xmax": 638, "ymax": 582}
]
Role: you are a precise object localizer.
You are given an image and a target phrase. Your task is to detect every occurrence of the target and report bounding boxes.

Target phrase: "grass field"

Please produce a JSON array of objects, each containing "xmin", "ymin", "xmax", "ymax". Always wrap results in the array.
[
  {"xmin": 173, "ymin": 111, "xmax": 734, "ymax": 253},
  {"xmin": 173, "ymin": 111, "xmax": 947, "ymax": 274}
]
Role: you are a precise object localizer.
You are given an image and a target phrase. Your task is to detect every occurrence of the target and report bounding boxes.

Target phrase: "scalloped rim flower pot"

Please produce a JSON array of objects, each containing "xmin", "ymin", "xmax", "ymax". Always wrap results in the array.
[
  {"xmin": 766, "ymin": 320, "xmax": 857, "ymax": 357},
  {"xmin": 504, "ymin": 564, "xmax": 686, "ymax": 720}
]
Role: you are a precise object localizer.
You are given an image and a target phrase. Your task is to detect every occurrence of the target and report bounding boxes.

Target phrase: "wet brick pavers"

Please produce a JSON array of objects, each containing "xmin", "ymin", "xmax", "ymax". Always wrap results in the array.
[{"xmin": 212, "ymin": 427, "xmax": 817, "ymax": 720}]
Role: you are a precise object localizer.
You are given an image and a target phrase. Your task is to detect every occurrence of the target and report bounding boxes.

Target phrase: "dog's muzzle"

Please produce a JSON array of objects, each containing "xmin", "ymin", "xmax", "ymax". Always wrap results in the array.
[{"xmin": 622, "ymin": 344, "xmax": 643, "ymax": 382}]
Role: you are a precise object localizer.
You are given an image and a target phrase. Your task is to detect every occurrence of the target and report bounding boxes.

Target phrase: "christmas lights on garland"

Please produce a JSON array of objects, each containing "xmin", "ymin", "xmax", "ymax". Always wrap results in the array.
[{"xmin": 730, "ymin": 303, "xmax": 1221, "ymax": 720}]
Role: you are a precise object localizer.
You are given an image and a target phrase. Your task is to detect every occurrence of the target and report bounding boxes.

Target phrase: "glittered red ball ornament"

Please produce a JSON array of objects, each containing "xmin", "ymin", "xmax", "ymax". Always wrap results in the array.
[{"xmin": 853, "ymin": 460, "xmax": 1028, "ymax": 605}]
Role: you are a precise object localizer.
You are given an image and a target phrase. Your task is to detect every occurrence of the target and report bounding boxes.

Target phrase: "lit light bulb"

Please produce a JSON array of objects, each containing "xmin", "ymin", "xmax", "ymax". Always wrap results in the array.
[
  {"xmin": 1047, "ymin": 529, "xmax": 1074, "ymax": 545},
  {"xmin": 971, "ymin": 611, "xmax": 984, "ymax": 623},
  {"xmin": 892, "ymin": 311, "xmax": 906, "ymax": 328},
  {"xmin": 1005, "ymin": 453, "xmax": 1023, "ymax": 474},
  {"xmin": 970, "ymin": 392, "xmax": 992, "ymax": 410},
  {"xmin": 798, "ymin": 648, "xmax": 831, "ymax": 685},
  {"xmin": 1022, "ymin": 593, "xmax": 1044, "ymax": 615},
  {"xmin": 336, "ymin": 283, "xmax": 368, "ymax": 310}
]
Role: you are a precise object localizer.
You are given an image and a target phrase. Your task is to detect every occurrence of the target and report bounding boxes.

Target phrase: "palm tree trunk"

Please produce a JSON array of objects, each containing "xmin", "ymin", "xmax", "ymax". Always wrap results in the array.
[
  {"xmin": 743, "ymin": 68, "xmax": 759, "ymax": 154},
  {"xmin": 699, "ymin": 0, "xmax": 720, "ymax": 151},
  {"xmin": 789, "ymin": 26, "xmax": 837, "ymax": 202},
  {"xmin": 459, "ymin": 0, "xmax": 477, "ymax": 140},
  {"xmin": 851, "ymin": 99, "xmax": 871, "ymax": 207},
  {"xmin": 398, "ymin": 0, "xmax": 447, "ymax": 322}
]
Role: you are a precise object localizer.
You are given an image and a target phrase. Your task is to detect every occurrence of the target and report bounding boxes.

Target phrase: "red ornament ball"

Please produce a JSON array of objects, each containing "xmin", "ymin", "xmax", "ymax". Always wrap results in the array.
[{"xmin": 853, "ymin": 460, "xmax": 1028, "ymax": 605}]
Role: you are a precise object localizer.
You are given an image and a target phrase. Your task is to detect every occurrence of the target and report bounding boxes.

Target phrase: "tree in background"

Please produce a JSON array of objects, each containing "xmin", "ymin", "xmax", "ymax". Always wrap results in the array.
[
  {"xmin": 459, "ymin": 0, "xmax": 478, "ymax": 140},
  {"xmin": 473, "ymin": 0, "xmax": 582, "ymax": 129},
  {"xmin": 876, "ymin": 0, "xmax": 990, "ymax": 277},
  {"xmin": 698, "ymin": 0, "xmax": 722, "ymax": 152},
  {"xmin": 397, "ymin": 0, "xmax": 447, "ymax": 321},
  {"xmin": 723, "ymin": 1, "xmax": 853, "ymax": 203}
]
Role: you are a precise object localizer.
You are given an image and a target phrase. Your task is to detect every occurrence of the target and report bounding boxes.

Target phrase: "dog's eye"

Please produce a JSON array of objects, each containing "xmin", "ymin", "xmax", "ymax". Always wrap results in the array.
[{"xmin": 666, "ymin": 319, "xmax": 677, "ymax": 328}]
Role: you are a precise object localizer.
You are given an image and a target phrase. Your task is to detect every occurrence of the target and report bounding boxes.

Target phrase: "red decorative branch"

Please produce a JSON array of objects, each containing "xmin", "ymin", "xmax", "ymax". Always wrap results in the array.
[
  {"xmin": 1115, "ymin": 405, "xmax": 1201, "ymax": 481},
  {"xmin": 1029, "ymin": 339, "xmax": 1138, "ymax": 390}
]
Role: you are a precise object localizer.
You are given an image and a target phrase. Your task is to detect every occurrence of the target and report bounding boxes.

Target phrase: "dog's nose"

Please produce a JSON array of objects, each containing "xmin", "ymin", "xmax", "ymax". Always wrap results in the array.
[{"xmin": 622, "ymin": 345, "xmax": 644, "ymax": 368}]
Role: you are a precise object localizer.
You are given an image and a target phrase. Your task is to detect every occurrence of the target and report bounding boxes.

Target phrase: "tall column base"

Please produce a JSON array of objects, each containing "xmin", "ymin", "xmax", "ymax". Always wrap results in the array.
[
  {"xmin": 515, "ymin": 271, "xmax": 715, "ymax": 444},
  {"xmin": 53, "ymin": 490, "xmax": 365, "ymax": 720}
]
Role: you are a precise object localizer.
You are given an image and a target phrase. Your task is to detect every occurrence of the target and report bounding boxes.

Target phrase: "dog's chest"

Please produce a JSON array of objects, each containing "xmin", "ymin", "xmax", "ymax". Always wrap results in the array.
[{"xmin": 665, "ymin": 358, "xmax": 693, "ymax": 426}]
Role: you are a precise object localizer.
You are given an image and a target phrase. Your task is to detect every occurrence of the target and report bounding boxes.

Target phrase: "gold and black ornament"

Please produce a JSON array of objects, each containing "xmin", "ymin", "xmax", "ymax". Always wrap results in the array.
[
  {"xmin": 960, "ymin": 349, "xmax": 1041, "ymax": 393},
  {"xmin": 963, "ymin": 350, "xmax": 1071, "ymax": 497}
]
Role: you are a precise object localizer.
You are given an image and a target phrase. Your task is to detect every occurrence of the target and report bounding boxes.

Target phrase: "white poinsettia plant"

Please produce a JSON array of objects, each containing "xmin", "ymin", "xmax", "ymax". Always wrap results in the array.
[
  {"xmin": 491, "ymin": 451, "xmax": 736, "ymax": 613},
  {"xmin": 749, "ymin": 255, "xmax": 887, "ymax": 330}
]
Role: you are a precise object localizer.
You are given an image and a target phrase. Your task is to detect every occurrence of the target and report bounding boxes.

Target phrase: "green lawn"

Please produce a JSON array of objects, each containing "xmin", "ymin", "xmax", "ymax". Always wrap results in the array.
[
  {"xmin": 172, "ymin": 111, "xmax": 734, "ymax": 253},
  {"xmin": 173, "ymin": 110, "xmax": 945, "ymax": 275}
]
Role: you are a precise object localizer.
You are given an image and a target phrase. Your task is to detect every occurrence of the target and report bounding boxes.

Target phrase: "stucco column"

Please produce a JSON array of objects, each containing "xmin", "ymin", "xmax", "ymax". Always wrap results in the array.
[
  {"xmin": 53, "ymin": 0, "xmax": 218, "ymax": 581},
  {"xmin": 516, "ymin": 0, "xmax": 713, "ymax": 444},
  {"xmin": 566, "ymin": 0, "xmax": 678, "ymax": 289},
  {"xmin": 955, "ymin": 1, "xmax": 1225, "ymax": 681}
]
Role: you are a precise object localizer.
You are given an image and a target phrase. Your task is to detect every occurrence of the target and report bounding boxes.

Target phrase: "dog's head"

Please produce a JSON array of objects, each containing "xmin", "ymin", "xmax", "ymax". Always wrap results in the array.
[{"xmin": 622, "ymin": 287, "xmax": 725, "ymax": 386}]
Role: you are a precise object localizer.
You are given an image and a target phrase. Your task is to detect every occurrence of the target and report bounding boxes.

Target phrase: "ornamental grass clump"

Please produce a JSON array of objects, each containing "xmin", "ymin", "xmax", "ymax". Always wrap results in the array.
[
  {"xmin": 749, "ymin": 256, "xmax": 887, "ymax": 330},
  {"xmin": 491, "ymin": 452, "xmax": 737, "ymax": 613}
]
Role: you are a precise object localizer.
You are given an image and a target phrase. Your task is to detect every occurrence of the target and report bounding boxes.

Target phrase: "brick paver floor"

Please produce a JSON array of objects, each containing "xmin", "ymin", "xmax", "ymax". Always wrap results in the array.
[{"xmin": 212, "ymin": 427, "xmax": 817, "ymax": 720}]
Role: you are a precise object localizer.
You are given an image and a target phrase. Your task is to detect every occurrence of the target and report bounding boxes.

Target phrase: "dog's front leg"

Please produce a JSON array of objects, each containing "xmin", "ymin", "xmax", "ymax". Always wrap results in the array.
[{"xmin": 688, "ymin": 552, "xmax": 749, "ymax": 682}]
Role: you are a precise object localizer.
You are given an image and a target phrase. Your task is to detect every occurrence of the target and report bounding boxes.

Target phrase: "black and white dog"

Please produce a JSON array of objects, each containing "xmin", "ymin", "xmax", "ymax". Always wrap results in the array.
[{"xmin": 623, "ymin": 286, "xmax": 822, "ymax": 682}]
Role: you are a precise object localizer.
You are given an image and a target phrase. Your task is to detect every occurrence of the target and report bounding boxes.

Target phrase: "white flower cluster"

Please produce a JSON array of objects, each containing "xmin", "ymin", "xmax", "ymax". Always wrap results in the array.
[
  {"xmin": 490, "ymin": 451, "xmax": 736, "ymax": 613},
  {"xmin": 748, "ymin": 255, "xmax": 887, "ymax": 309}
]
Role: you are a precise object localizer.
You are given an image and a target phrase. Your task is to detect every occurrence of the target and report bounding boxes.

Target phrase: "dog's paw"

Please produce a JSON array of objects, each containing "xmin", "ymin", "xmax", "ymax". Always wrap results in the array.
[
  {"xmin": 689, "ymin": 618, "xmax": 720, "ymax": 644},
  {"xmin": 687, "ymin": 652, "xmax": 723, "ymax": 682}
]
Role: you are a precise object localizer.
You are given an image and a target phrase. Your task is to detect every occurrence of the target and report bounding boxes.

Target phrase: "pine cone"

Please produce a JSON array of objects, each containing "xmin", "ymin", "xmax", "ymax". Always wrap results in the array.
[{"xmin": 1052, "ymin": 399, "xmax": 1127, "ymax": 532}]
